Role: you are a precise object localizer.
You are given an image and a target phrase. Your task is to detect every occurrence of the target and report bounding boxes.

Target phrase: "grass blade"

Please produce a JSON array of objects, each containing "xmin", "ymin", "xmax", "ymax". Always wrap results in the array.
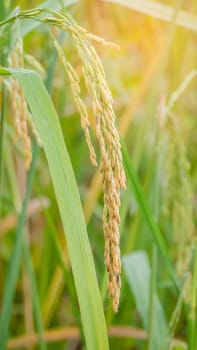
[
  {"xmin": 121, "ymin": 141, "xmax": 179, "ymax": 291},
  {"xmin": 188, "ymin": 239, "xmax": 197, "ymax": 350},
  {"xmin": 148, "ymin": 245, "xmax": 158, "ymax": 350},
  {"xmin": 123, "ymin": 251, "xmax": 169, "ymax": 350},
  {"xmin": 0, "ymin": 67, "xmax": 109, "ymax": 350},
  {"xmin": 0, "ymin": 84, "xmax": 6, "ymax": 215}
]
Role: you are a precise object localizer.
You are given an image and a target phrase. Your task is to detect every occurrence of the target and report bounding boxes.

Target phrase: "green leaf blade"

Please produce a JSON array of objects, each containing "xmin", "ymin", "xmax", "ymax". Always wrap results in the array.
[
  {"xmin": 123, "ymin": 251, "xmax": 169, "ymax": 350},
  {"xmin": 6, "ymin": 67, "xmax": 109, "ymax": 350}
]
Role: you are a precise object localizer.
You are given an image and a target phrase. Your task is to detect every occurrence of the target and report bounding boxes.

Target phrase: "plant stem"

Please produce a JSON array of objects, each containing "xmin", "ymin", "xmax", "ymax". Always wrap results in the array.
[
  {"xmin": 148, "ymin": 245, "xmax": 157, "ymax": 350},
  {"xmin": 0, "ymin": 83, "xmax": 6, "ymax": 215}
]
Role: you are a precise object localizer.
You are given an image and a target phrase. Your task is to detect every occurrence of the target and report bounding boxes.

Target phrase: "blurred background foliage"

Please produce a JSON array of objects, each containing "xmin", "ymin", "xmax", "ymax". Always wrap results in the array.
[{"xmin": 0, "ymin": 0, "xmax": 197, "ymax": 349}]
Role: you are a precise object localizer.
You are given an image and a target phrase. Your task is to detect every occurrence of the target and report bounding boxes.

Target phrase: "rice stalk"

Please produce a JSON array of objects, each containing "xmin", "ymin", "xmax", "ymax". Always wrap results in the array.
[
  {"xmin": 52, "ymin": 31, "xmax": 126, "ymax": 311},
  {"xmin": 50, "ymin": 11, "xmax": 127, "ymax": 311},
  {"xmin": 0, "ymin": 7, "xmax": 126, "ymax": 311},
  {"xmin": 162, "ymin": 103, "xmax": 194, "ymax": 279},
  {"xmin": 160, "ymin": 72, "xmax": 196, "ymax": 307}
]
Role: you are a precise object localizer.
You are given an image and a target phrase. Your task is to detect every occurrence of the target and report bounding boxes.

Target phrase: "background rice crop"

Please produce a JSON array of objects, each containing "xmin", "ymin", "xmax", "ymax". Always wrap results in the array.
[{"xmin": 0, "ymin": 0, "xmax": 197, "ymax": 349}]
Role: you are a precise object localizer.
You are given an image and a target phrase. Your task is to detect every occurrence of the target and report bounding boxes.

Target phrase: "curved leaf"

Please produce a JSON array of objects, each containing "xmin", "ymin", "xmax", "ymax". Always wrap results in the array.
[{"xmin": 0, "ymin": 67, "xmax": 109, "ymax": 350}]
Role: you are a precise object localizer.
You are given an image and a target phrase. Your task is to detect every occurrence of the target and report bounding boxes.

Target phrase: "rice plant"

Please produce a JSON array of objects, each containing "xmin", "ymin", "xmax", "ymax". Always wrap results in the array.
[{"xmin": 0, "ymin": 1, "xmax": 197, "ymax": 350}]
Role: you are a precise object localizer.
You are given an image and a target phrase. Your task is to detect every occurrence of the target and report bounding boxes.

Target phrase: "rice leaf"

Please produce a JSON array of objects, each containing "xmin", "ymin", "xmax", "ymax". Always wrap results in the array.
[
  {"xmin": 0, "ymin": 67, "xmax": 109, "ymax": 350},
  {"xmin": 123, "ymin": 250, "xmax": 169, "ymax": 350}
]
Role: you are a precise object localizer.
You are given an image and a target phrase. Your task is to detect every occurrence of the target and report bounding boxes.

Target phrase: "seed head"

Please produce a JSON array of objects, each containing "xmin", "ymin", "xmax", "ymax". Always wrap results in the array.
[{"xmin": 9, "ymin": 41, "xmax": 32, "ymax": 169}]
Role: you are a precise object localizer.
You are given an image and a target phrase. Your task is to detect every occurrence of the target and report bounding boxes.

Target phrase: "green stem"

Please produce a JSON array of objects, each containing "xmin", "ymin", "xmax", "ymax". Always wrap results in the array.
[
  {"xmin": 148, "ymin": 245, "xmax": 157, "ymax": 350},
  {"xmin": 0, "ymin": 142, "xmax": 39, "ymax": 350},
  {"xmin": 188, "ymin": 240, "xmax": 197, "ymax": 350},
  {"xmin": 0, "ymin": 84, "xmax": 6, "ymax": 212}
]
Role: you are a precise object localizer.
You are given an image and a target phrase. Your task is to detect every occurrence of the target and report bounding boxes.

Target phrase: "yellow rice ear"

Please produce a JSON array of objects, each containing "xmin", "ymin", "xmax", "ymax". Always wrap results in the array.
[
  {"xmin": 9, "ymin": 8, "xmax": 126, "ymax": 312},
  {"xmin": 51, "ymin": 14, "xmax": 126, "ymax": 311},
  {"xmin": 9, "ymin": 41, "xmax": 32, "ymax": 169}
]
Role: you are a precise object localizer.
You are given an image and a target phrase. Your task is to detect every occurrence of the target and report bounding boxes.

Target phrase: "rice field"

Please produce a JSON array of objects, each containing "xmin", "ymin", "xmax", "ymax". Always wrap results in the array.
[{"xmin": 0, "ymin": 1, "xmax": 197, "ymax": 349}]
